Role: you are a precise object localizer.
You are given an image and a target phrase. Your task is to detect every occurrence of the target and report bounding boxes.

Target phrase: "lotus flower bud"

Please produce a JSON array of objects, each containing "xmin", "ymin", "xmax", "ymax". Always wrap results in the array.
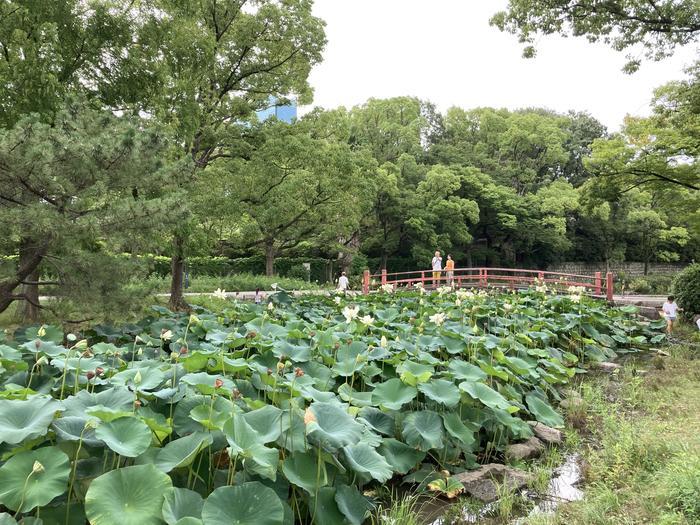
[
  {"xmin": 37, "ymin": 326, "xmax": 46, "ymax": 337},
  {"xmin": 134, "ymin": 400, "xmax": 142, "ymax": 408},
  {"xmin": 34, "ymin": 340, "xmax": 41, "ymax": 350},
  {"xmin": 215, "ymin": 378, "xmax": 224, "ymax": 388},
  {"xmin": 294, "ymin": 367, "xmax": 304, "ymax": 377},
  {"xmin": 303, "ymin": 408, "xmax": 317, "ymax": 425},
  {"xmin": 36, "ymin": 356, "xmax": 48, "ymax": 366},
  {"xmin": 232, "ymin": 388, "xmax": 241, "ymax": 400},
  {"xmin": 267, "ymin": 368, "xmax": 273, "ymax": 375},
  {"xmin": 133, "ymin": 370, "xmax": 142, "ymax": 384},
  {"xmin": 32, "ymin": 461, "xmax": 45, "ymax": 474},
  {"xmin": 86, "ymin": 370, "xmax": 95, "ymax": 380},
  {"xmin": 95, "ymin": 367, "xmax": 104, "ymax": 376}
]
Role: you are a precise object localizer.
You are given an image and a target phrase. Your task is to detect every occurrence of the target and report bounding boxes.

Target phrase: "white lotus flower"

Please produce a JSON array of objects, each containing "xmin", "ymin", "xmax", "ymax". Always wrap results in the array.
[
  {"xmin": 359, "ymin": 315, "xmax": 374, "ymax": 326},
  {"xmin": 380, "ymin": 283, "xmax": 394, "ymax": 293},
  {"xmin": 535, "ymin": 285, "xmax": 547, "ymax": 293},
  {"xmin": 380, "ymin": 335, "xmax": 388, "ymax": 348},
  {"xmin": 160, "ymin": 329, "xmax": 172, "ymax": 341},
  {"xmin": 267, "ymin": 302, "xmax": 274, "ymax": 311},
  {"xmin": 212, "ymin": 288, "xmax": 227, "ymax": 300},
  {"xmin": 567, "ymin": 285, "xmax": 586, "ymax": 294},
  {"xmin": 568, "ymin": 294, "xmax": 581, "ymax": 303},
  {"xmin": 429, "ymin": 312, "xmax": 446, "ymax": 326},
  {"xmin": 334, "ymin": 296, "xmax": 342, "ymax": 305},
  {"xmin": 271, "ymin": 283, "xmax": 278, "ymax": 290},
  {"xmin": 455, "ymin": 298, "xmax": 461, "ymax": 307},
  {"xmin": 189, "ymin": 313, "xmax": 200, "ymax": 324},
  {"xmin": 342, "ymin": 305, "xmax": 360, "ymax": 323},
  {"xmin": 37, "ymin": 326, "xmax": 46, "ymax": 337},
  {"xmin": 503, "ymin": 303, "xmax": 513, "ymax": 311},
  {"xmin": 437, "ymin": 286, "xmax": 452, "ymax": 295}
]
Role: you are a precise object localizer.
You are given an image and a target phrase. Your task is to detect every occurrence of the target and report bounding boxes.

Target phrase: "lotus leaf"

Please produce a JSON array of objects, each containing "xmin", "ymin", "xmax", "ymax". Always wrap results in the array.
[
  {"xmin": 201, "ymin": 482, "xmax": 284, "ymax": 525},
  {"xmin": 0, "ymin": 446, "xmax": 70, "ymax": 512},
  {"xmin": 85, "ymin": 464, "xmax": 173, "ymax": 525}
]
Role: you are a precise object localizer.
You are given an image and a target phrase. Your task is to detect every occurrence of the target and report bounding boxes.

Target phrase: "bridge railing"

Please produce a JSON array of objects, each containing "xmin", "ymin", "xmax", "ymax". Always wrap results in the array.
[{"xmin": 362, "ymin": 267, "xmax": 614, "ymax": 301}]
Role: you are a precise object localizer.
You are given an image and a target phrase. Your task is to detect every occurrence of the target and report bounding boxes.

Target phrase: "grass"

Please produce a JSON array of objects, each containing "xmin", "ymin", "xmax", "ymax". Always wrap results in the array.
[{"xmin": 520, "ymin": 324, "xmax": 700, "ymax": 525}]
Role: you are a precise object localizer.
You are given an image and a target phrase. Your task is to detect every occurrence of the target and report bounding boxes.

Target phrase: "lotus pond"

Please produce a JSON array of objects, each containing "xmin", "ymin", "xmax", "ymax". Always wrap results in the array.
[{"xmin": 0, "ymin": 288, "xmax": 666, "ymax": 525}]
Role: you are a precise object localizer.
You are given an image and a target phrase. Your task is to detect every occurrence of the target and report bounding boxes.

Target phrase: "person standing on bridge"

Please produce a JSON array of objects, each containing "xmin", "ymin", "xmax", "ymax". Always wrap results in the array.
[
  {"xmin": 431, "ymin": 251, "xmax": 442, "ymax": 287},
  {"xmin": 445, "ymin": 254, "xmax": 455, "ymax": 287}
]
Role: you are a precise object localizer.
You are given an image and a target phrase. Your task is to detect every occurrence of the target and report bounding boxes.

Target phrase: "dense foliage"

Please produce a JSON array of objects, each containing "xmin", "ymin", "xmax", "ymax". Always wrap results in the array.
[
  {"xmin": 0, "ymin": 290, "xmax": 665, "ymax": 524},
  {"xmin": 672, "ymin": 263, "xmax": 700, "ymax": 318},
  {"xmin": 0, "ymin": 0, "xmax": 698, "ymax": 322}
]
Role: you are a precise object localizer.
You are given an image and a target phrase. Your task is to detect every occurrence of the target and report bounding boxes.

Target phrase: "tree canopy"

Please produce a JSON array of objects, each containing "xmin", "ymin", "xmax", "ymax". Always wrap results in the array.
[{"xmin": 491, "ymin": 0, "xmax": 700, "ymax": 72}]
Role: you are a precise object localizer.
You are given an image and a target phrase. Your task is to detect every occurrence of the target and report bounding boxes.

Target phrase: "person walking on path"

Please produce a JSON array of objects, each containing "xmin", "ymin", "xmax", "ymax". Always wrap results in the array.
[
  {"xmin": 254, "ymin": 288, "xmax": 262, "ymax": 304},
  {"xmin": 445, "ymin": 254, "xmax": 455, "ymax": 287},
  {"xmin": 337, "ymin": 271, "xmax": 349, "ymax": 292},
  {"xmin": 431, "ymin": 251, "xmax": 442, "ymax": 288},
  {"xmin": 662, "ymin": 295, "xmax": 679, "ymax": 334}
]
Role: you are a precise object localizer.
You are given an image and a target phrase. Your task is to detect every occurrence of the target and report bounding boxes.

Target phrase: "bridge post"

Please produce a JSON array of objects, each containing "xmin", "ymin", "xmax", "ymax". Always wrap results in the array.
[
  {"xmin": 484, "ymin": 268, "xmax": 488, "ymax": 287},
  {"xmin": 606, "ymin": 272, "xmax": 613, "ymax": 301},
  {"xmin": 595, "ymin": 272, "xmax": 602, "ymax": 296},
  {"xmin": 363, "ymin": 269, "xmax": 370, "ymax": 295},
  {"xmin": 381, "ymin": 269, "xmax": 387, "ymax": 286}
]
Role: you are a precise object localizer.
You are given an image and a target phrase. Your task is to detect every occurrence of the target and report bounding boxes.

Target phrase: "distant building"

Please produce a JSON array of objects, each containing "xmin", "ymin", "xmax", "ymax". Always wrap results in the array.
[{"xmin": 256, "ymin": 97, "xmax": 297, "ymax": 123}]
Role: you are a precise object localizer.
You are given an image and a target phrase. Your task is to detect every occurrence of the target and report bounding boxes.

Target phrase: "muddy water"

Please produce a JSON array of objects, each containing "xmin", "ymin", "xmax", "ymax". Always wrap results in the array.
[
  {"xmin": 516, "ymin": 453, "xmax": 584, "ymax": 521},
  {"xmin": 427, "ymin": 454, "xmax": 584, "ymax": 524}
]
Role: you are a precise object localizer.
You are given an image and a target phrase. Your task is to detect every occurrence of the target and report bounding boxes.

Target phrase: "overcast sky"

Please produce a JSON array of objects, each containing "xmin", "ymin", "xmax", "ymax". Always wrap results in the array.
[{"xmin": 300, "ymin": 0, "xmax": 698, "ymax": 131}]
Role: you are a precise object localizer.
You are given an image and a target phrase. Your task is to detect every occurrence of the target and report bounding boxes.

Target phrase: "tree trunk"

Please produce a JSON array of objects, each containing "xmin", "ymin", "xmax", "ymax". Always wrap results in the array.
[
  {"xmin": 0, "ymin": 237, "xmax": 48, "ymax": 315},
  {"xmin": 380, "ymin": 250, "xmax": 388, "ymax": 270},
  {"xmin": 265, "ymin": 243, "xmax": 276, "ymax": 277},
  {"xmin": 17, "ymin": 238, "xmax": 41, "ymax": 323},
  {"xmin": 169, "ymin": 234, "xmax": 189, "ymax": 311}
]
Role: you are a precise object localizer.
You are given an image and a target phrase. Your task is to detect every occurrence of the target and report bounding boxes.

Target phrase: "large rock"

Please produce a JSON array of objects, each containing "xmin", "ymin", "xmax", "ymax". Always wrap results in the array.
[
  {"xmin": 594, "ymin": 361, "xmax": 621, "ymax": 373},
  {"xmin": 559, "ymin": 394, "xmax": 584, "ymax": 411},
  {"xmin": 505, "ymin": 436, "xmax": 544, "ymax": 461},
  {"xmin": 453, "ymin": 463, "xmax": 532, "ymax": 503},
  {"xmin": 528, "ymin": 421, "xmax": 563, "ymax": 446}
]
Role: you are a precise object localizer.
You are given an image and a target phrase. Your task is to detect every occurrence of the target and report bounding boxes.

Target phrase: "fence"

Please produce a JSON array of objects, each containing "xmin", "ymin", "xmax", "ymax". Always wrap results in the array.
[{"xmin": 362, "ymin": 267, "xmax": 614, "ymax": 300}]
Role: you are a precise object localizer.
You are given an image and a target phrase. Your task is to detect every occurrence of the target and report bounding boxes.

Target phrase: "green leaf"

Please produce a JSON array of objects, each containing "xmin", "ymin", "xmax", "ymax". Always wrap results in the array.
[
  {"xmin": 377, "ymin": 438, "xmax": 425, "ymax": 474},
  {"xmin": 343, "ymin": 443, "xmax": 393, "ymax": 483},
  {"xmin": 0, "ymin": 396, "xmax": 62, "ymax": 444},
  {"xmin": 459, "ymin": 381, "xmax": 516, "ymax": 412},
  {"xmin": 201, "ymin": 483, "xmax": 284, "ymax": 525},
  {"xmin": 310, "ymin": 487, "xmax": 348, "ymax": 525},
  {"xmin": 155, "ymin": 432, "xmax": 213, "ymax": 473},
  {"xmin": 396, "ymin": 361, "xmax": 433, "ymax": 386},
  {"xmin": 358, "ymin": 407, "xmax": 395, "ymax": 436},
  {"xmin": 448, "ymin": 360, "xmax": 487, "ymax": 381},
  {"xmin": 335, "ymin": 484, "xmax": 373, "ymax": 525},
  {"xmin": 442, "ymin": 413, "xmax": 477, "ymax": 450},
  {"xmin": 525, "ymin": 393, "xmax": 565, "ymax": 428},
  {"xmin": 370, "ymin": 378, "xmax": 417, "ymax": 411},
  {"xmin": 306, "ymin": 402, "xmax": 363, "ymax": 451},
  {"xmin": 85, "ymin": 465, "xmax": 173, "ymax": 525},
  {"xmin": 418, "ymin": 379, "xmax": 460, "ymax": 408},
  {"xmin": 402, "ymin": 411, "xmax": 444, "ymax": 451},
  {"xmin": 281, "ymin": 450, "xmax": 327, "ymax": 494},
  {"xmin": 0, "ymin": 446, "xmax": 70, "ymax": 512},
  {"xmin": 95, "ymin": 416, "xmax": 153, "ymax": 457},
  {"xmin": 162, "ymin": 488, "xmax": 204, "ymax": 525}
]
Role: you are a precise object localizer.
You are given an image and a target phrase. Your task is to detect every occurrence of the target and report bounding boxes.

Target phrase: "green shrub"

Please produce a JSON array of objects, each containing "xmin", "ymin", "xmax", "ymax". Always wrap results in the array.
[
  {"xmin": 629, "ymin": 278, "xmax": 652, "ymax": 295},
  {"xmin": 672, "ymin": 264, "xmax": 700, "ymax": 318}
]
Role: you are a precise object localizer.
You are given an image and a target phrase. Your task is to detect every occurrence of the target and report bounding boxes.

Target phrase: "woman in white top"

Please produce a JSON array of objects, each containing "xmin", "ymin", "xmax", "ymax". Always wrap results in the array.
[{"xmin": 662, "ymin": 295, "xmax": 678, "ymax": 334}]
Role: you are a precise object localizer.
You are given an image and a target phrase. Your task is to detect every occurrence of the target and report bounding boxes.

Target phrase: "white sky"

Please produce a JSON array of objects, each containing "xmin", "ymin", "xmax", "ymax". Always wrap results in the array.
[{"xmin": 300, "ymin": 0, "xmax": 699, "ymax": 131}]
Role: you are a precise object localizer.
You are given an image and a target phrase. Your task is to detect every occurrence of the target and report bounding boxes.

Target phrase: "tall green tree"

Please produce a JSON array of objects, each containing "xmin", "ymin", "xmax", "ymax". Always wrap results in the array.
[
  {"xmin": 0, "ymin": 102, "xmax": 187, "ymax": 318},
  {"xmin": 491, "ymin": 0, "xmax": 700, "ymax": 72},
  {"xmin": 205, "ymin": 119, "xmax": 374, "ymax": 275}
]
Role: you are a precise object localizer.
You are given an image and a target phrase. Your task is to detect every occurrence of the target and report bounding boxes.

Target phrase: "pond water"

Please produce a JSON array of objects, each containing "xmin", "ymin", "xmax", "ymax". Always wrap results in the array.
[{"xmin": 427, "ymin": 453, "xmax": 584, "ymax": 524}]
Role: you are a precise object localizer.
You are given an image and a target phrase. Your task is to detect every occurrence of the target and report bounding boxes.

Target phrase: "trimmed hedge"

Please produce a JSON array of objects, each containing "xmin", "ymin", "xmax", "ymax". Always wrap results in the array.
[{"xmin": 672, "ymin": 263, "xmax": 700, "ymax": 318}]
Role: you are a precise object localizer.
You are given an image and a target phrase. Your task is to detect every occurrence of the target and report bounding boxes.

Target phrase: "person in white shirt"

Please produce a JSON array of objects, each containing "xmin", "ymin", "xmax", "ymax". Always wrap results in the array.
[
  {"xmin": 337, "ymin": 272, "xmax": 349, "ymax": 292},
  {"xmin": 431, "ymin": 251, "xmax": 442, "ymax": 288},
  {"xmin": 662, "ymin": 295, "xmax": 679, "ymax": 334}
]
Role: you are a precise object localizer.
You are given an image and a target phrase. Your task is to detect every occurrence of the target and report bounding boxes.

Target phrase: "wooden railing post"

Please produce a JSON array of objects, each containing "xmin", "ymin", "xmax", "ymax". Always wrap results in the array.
[
  {"xmin": 420, "ymin": 271, "xmax": 425, "ymax": 287},
  {"xmin": 363, "ymin": 269, "xmax": 370, "ymax": 295},
  {"xmin": 595, "ymin": 272, "xmax": 602, "ymax": 296},
  {"xmin": 381, "ymin": 269, "xmax": 387, "ymax": 286},
  {"xmin": 606, "ymin": 272, "xmax": 613, "ymax": 302},
  {"xmin": 484, "ymin": 268, "xmax": 488, "ymax": 287}
]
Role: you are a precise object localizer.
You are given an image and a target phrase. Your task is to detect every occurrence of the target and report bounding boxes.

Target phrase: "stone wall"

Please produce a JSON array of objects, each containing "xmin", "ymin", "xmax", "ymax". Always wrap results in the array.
[{"xmin": 546, "ymin": 262, "xmax": 687, "ymax": 277}]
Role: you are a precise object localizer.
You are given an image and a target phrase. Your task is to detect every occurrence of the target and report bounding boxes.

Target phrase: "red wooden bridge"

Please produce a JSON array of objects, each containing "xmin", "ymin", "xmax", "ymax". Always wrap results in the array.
[{"xmin": 362, "ymin": 267, "xmax": 614, "ymax": 301}]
